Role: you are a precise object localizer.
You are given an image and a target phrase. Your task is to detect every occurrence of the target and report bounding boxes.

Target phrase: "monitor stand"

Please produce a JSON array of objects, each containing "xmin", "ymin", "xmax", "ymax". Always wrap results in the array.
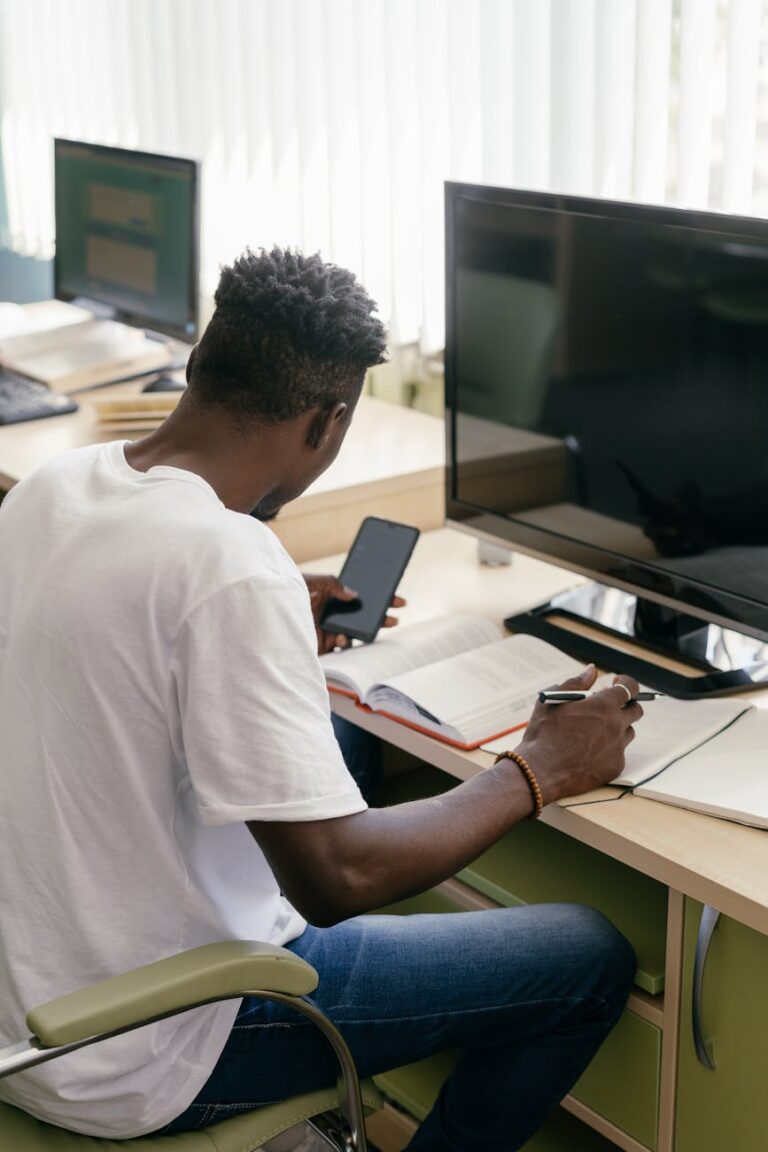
[{"xmin": 505, "ymin": 583, "xmax": 768, "ymax": 699}]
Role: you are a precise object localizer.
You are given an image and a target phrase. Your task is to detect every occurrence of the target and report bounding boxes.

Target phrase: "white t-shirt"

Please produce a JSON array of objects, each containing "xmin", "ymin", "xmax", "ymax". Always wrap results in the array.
[{"xmin": 0, "ymin": 441, "xmax": 366, "ymax": 1137}]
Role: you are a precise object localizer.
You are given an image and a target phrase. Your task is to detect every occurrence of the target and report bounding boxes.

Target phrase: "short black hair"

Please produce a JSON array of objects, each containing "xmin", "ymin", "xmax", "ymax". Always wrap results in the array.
[{"xmin": 187, "ymin": 247, "xmax": 387, "ymax": 423}]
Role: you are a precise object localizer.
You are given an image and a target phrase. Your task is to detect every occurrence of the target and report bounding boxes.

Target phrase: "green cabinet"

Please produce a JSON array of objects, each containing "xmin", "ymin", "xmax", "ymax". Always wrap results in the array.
[
  {"xmin": 376, "ymin": 1050, "xmax": 623, "ymax": 1149},
  {"xmin": 375, "ymin": 1005, "xmax": 659, "ymax": 1150},
  {"xmin": 377, "ymin": 765, "xmax": 668, "ymax": 994},
  {"xmin": 572, "ymin": 1008, "xmax": 660, "ymax": 1149},
  {"xmin": 375, "ymin": 766, "xmax": 666, "ymax": 1149},
  {"xmin": 457, "ymin": 819, "xmax": 667, "ymax": 995},
  {"xmin": 675, "ymin": 900, "xmax": 768, "ymax": 1152}
]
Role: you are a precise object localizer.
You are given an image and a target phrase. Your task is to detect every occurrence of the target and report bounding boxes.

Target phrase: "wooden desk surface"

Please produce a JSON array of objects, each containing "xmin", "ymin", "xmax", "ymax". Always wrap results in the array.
[
  {"xmin": 304, "ymin": 527, "xmax": 768, "ymax": 937},
  {"xmin": 0, "ymin": 384, "xmax": 446, "ymax": 559},
  {"xmin": 0, "ymin": 384, "xmax": 443, "ymax": 491}
]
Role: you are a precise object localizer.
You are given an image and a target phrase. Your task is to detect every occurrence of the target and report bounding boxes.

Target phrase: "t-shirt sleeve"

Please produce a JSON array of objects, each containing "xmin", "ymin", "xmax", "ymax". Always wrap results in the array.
[{"xmin": 170, "ymin": 574, "xmax": 367, "ymax": 826}]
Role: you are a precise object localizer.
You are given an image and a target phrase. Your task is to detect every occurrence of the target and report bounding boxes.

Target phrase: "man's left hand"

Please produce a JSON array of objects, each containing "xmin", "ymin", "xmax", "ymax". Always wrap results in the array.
[{"xmin": 303, "ymin": 573, "xmax": 406, "ymax": 655}]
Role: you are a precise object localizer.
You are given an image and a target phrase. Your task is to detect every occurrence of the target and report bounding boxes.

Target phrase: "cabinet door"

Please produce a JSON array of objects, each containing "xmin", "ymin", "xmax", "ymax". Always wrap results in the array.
[{"xmin": 676, "ymin": 900, "xmax": 768, "ymax": 1152}]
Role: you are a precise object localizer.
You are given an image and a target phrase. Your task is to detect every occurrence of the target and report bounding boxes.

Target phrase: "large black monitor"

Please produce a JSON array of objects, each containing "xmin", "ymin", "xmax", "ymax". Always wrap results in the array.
[
  {"xmin": 54, "ymin": 139, "xmax": 199, "ymax": 341},
  {"xmin": 445, "ymin": 181, "xmax": 768, "ymax": 697}
]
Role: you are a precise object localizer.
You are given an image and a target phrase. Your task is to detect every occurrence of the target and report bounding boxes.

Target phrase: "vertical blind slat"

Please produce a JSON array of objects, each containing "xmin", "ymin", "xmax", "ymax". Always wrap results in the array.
[
  {"xmin": 325, "ymin": 0, "xmax": 361, "ymax": 276},
  {"xmin": 722, "ymin": 0, "xmax": 762, "ymax": 212},
  {"xmin": 550, "ymin": 0, "xmax": 596, "ymax": 195},
  {"xmin": 355, "ymin": 0, "xmax": 393, "ymax": 320},
  {"xmin": 511, "ymin": 0, "xmax": 551, "ymax": 189},
  {"xmin": 384, "ymin": 0, "xmax": 422, "ymax": 344},
  {"xmin": 479, "ymin": 0, "xmax": 514, "ymax": 188},
  {"xmin": 416, "ymin": 0, "xmax": 451, "ymax": 351},
  {"xmin": 678, "ymin": 0, "xmax": 719, "ymax": 207},
  {"xmin": 594, "ymin": 0, "xmax": 637, "ymax": 199},
  {"xmin": 633, "ymin": 0, "xmax": 673, "ymax": 203}
]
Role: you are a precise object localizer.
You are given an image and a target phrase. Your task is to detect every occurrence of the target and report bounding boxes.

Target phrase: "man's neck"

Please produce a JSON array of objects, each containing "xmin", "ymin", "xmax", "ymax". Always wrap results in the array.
[{"xmin": 123, "ymin": 403, "xmax": 281, "ymax": 513}]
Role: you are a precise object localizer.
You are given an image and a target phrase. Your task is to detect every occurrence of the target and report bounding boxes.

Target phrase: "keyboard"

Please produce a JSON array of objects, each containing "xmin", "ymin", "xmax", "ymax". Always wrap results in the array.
[{"xmin": 0, "ymin": 369, "xmax": 79, "ymax": 425}]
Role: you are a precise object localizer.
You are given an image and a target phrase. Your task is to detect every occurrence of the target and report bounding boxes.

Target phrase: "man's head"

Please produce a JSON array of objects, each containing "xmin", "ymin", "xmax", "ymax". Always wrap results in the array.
[{"xmin": 183, "ymin": 247, "xmax": 387, "ymax": 517}]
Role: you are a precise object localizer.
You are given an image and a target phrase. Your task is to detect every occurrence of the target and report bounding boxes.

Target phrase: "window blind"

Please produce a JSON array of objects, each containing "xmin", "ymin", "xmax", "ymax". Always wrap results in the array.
[{"xmin": 0, "ymin": 0, "xmax": 765, "ymax": 349}]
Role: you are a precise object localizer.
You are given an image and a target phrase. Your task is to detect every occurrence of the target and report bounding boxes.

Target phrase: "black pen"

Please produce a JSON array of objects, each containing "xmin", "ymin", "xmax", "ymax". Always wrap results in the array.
[{"xmin": 538, "ymin": 690, "xmax": 666, "ymax": 704}]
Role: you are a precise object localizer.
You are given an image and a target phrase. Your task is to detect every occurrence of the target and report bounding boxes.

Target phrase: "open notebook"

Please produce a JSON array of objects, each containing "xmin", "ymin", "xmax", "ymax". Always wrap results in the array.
[
  {"xmin": 483, "ymin": 687, "xmax": 752, "ymax": 789},
  {"xmin": 634, "ymin": 708, "xmax": 768, "ymax": 829}
]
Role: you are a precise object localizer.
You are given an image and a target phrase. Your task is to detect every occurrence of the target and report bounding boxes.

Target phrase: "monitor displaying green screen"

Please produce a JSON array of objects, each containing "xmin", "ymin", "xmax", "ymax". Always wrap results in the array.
[{"xmin": 54, "ymin": 139, "xmax": 199, "ymax": 340}]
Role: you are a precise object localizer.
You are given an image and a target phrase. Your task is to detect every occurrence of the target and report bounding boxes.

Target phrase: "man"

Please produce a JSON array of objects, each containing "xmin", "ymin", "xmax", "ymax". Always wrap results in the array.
[{"xmin": 0, "ymin": 248, "xmax": 641, "ymax": 1149}]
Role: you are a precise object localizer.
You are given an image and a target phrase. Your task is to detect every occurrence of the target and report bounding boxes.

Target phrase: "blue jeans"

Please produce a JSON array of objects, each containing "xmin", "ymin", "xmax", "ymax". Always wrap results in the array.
[{"xmin": 161, "ymin": 718, "xmax": 635, "ymax": 1149}]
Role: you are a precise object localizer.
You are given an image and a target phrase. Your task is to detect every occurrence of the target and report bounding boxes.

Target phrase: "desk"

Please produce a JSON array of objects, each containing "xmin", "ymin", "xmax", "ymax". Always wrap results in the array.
[
  {"xmin": 304, "ymin": 529, "xmax": 768, "ymax": 1152},
  {"xmin": 0, "ymin": 385, "xmax": 446, "ymax": 561}
]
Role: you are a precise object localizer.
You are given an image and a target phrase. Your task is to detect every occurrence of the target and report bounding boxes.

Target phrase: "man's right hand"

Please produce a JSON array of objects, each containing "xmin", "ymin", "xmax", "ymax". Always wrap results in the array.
[{"xmin": 514, "ymin": 665, "xmax": 643, "ymax": 805}]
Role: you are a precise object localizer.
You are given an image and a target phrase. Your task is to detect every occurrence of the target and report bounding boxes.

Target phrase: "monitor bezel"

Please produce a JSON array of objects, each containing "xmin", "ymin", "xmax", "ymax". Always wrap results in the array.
[
  {"xmin": 53, "ymin": 138, "xmax": 200, "ymax": 342},
  {"xmin": 444, "ymin": 180, "xmax": 768, "ymax": 644}
]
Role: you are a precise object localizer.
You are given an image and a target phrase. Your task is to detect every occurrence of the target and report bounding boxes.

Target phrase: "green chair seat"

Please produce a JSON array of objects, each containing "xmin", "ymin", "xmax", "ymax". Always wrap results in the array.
[
  {"xmin": 2, "ymin": 942, "xmax": 381, "ymax": 1151},
  {"xmin": 0, "ymin": 1079, "xmax": 383, "ymax": 1152}
]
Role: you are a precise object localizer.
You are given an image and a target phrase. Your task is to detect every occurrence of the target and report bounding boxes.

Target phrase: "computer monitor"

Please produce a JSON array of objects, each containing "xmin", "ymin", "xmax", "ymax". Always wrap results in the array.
[
  {"xmin": 54, "ymin": 139, "xmax": 199, "ymax": 341},
  {"xmin": 445, "ymin": 181, "xmax": 768, "ymax": 697}
]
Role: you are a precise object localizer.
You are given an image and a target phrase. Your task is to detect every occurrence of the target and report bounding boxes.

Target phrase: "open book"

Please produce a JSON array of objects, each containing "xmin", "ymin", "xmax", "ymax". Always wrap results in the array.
[{"xmin": 320, "ymin": 614, "xmax": 585, "ymax": 749}]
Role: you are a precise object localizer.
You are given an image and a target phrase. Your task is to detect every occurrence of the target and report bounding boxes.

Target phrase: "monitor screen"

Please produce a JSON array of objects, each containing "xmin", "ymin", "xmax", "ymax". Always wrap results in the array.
[
  {"xmin": 54, "ymin": 139, "xmax": 199, "ymax": 340},
  {"xmin": 446, "ymin": 182, "xmax": 768, "ymax": 645}
]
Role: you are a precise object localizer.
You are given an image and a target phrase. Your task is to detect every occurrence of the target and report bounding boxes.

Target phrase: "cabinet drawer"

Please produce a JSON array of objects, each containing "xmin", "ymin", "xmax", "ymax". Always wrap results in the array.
[
  {"xmin": 375, "ymin": 1050, "xmax": 457, "ymax": 1123},
  {"xmin": 572, "ymin": 1008, "xmax": 660, "ymax": 1150},
  {"xmin": 378, "ymin": 766, "xmax": 667, "ymax": 995},
  {"xmin": 376, "ymin": 1051, "xmax": 623, "ymax": 1149}
]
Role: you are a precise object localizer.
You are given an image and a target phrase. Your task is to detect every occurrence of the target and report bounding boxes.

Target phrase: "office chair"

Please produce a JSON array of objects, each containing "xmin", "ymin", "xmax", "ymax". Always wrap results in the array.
[{"xmin": 0, "ymin": 940, "xmax": 382, "ymax": 1151}]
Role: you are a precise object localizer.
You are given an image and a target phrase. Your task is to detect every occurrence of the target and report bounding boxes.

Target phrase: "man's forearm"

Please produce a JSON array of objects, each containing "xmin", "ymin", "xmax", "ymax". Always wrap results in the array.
[
  {"xmin": 251, "ymin": 761, "xmax": 534, "ymax": 927},
  {"xmin": 251, "ymin": 675, "xmax": 642, "ymax": 927}
]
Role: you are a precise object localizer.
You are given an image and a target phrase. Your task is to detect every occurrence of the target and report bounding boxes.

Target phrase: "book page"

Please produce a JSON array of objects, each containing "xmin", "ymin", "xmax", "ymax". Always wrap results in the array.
[
  {"xmin": 320, "ymin": 614, "xmax": 501, "ymax": 699},
  {"xmin": 636, "ymin": 708, "xmax": 768, "ymax": 828},
  {"xmin": 369, "ymin": 634, "xmax": 584, "ymax": 746},
  {"xmin": 482, "ymin": 684, "xmax": 751, "ymax": 787}
]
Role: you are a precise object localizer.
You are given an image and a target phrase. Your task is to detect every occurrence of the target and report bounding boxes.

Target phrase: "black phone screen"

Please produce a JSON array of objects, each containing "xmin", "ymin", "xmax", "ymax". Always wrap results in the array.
[{"xmin": 321, "ymin": 517, "xmax": 420, "ymax": 642}]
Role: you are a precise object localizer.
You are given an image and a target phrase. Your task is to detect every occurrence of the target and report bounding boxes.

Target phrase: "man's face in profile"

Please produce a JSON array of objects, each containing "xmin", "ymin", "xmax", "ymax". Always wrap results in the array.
[{"xmin": 250, "ymin": 390, "xmax": 358, "ymax": 522}]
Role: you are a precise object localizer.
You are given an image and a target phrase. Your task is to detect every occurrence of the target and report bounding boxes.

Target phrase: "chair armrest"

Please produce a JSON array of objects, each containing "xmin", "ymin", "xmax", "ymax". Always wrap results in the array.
[{"xmin": 26, "ymin": 940, "xmax": 318, "ymax": 1047}]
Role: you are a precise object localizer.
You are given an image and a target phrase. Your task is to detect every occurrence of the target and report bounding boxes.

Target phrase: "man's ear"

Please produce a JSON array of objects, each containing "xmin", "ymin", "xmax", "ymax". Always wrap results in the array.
[
  {"xmin": 185, "ymin": 344, "xmax": 199, "ymax": 384},
  {"xmin": 306, "ymin": 401, "xmax": 348, "ymax": 449}
]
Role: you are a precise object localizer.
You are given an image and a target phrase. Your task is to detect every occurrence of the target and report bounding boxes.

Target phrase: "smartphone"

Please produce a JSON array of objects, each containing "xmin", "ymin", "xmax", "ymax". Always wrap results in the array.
[{"xmin": 321, "ymin": 516, "xmax": 420, "ymax": 643}]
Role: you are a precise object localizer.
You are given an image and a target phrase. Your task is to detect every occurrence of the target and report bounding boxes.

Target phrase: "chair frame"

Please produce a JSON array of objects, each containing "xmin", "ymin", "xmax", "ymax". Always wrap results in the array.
[{"xmin": 0, "ymin": 988, "xmax": 369, "ymax": 1152}]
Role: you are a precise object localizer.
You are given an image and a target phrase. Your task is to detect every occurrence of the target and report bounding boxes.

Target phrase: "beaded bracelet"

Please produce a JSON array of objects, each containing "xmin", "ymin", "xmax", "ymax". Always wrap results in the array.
[{"xmin": 493, "ymin": 749, "xmax": 544, "ymax": 819}]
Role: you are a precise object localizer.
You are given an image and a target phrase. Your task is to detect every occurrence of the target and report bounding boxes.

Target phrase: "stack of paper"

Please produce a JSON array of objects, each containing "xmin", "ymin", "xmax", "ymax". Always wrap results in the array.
[
  {"xmin": 0, "ymin": 299, "xmax": 91, "ymax": 340},
  {"xmin": 87, "ymin": 388, "xmax": 183, "ymax": 432}
]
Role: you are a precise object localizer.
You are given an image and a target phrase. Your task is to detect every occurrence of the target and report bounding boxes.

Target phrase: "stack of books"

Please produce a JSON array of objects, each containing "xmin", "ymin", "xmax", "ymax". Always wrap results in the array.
[{"xmin": 87, "ymin": 388, "xmax": 183, "ymax": 432}]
